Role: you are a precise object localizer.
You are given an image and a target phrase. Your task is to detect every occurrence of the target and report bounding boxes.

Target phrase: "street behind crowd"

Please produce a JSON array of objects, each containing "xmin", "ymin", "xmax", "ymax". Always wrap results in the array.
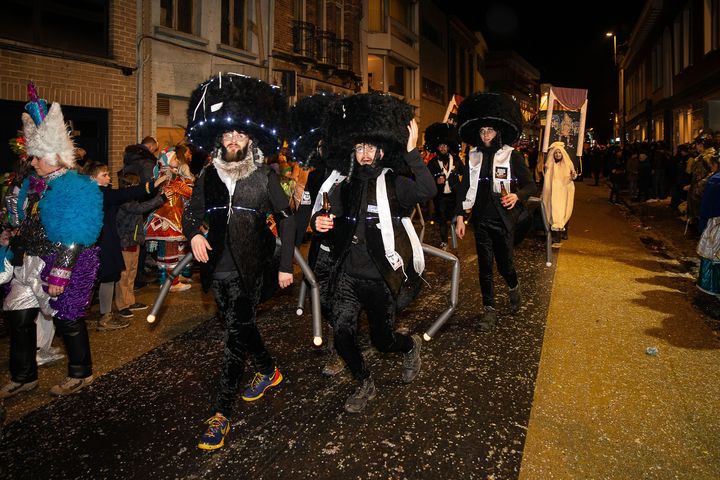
[{"xmin": 0, "ymin": 181, "xmax": 718, "ymax": 479}]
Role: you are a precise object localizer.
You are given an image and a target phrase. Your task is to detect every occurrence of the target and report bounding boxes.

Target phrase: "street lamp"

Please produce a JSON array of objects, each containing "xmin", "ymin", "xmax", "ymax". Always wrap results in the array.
[{"xmin": 606, "ymin": 32, "xmax": 617, "ymax": 65}]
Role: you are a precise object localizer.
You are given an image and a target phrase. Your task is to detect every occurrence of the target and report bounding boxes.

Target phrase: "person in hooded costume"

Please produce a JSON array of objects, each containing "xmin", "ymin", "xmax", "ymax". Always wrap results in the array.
[
  {"xmin": 0, "ymin": 83, "xmax": 103, "ymax": 399},
  {"xmin": 181, "ymin": 73, "xmax": 295, "ymax": 450},
  {"xmin": 288, "ymin": 92, "xmax": 349, "ymax": 377},
  {"xmin": 542, "ymin": 141, "xmax": 577, "ymax": 246},
  {"xmin": 424, "ymin": 122, "xmax": 461, "ymax": 249},
  {"xmin": 312, "ymin": 93, "xmax": 435, "ymax": 414},
  {"xmin": 454, "ymin": 92, "xmax": 537, "ymax": 332}
]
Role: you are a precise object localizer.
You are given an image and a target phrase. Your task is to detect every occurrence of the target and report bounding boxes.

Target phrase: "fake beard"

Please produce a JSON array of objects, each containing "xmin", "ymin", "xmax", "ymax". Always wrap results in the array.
[
  {"xmin": 213, "ymin": 144, "xmax": 258, "ymax": 180},
  {"xmin": 355, "ymin": 162, "xmax": 383, "ymax": 180}
]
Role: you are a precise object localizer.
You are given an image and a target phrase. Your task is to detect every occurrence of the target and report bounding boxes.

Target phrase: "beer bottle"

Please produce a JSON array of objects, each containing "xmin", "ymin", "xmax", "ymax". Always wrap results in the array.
[
  {"xmin": 320, "ymin": 192, "xmax": 331, "ymax": 216},
  {"xmin": 500, "ymin": 181, "xmax": 508, "ymax": 197}
]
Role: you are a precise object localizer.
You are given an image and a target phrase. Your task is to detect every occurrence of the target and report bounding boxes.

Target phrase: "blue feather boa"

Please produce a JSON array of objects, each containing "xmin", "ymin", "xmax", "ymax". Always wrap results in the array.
[{"xmin": 39, "ymin": 171, "xmax": 103, "ymax": 246}]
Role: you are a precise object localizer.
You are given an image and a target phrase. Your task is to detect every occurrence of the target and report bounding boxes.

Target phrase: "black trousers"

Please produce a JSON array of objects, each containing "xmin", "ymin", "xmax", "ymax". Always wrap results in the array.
[
  {"xmin": 331, "ymin": 273, "xmax": 413, "ymax": 382},
  {"xmin": 6, "ymin": 308, "xmax": 92, "ymax": 382},
  {"xmin": 472, "ymin": 217, "xmax": 519, "ymax": 308},
  {"xmin": 211, "ymin": 275, "xmax": 274, "ymax": 417},
  {"xmin": 433, "ymin": 192, "xmax": 456, "ymax": 243}
]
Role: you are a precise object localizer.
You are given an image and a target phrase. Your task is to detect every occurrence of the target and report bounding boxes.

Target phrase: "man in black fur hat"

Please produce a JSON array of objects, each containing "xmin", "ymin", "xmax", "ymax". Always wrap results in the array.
[
  {"xmin": 312, "ymin": 93, "xmax": 435, "ymax": 413},
  {"xmin": 289, "ymin": 93, "xmax": 349, "ymax": 377},
  {"xmin": 424, "ymin": 122, "xmax": 461, "ymax": 249},
  {"xmin": 454, "ymin": 92, "xmax": 537, "ymax": 331},
  {"xmin": 182, "ymin": 73, "xmax": 295, "ymax": 450}
]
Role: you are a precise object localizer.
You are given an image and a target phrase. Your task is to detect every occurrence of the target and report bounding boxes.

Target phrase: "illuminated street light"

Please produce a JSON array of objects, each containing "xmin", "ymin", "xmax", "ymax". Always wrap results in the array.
[{"xmin": 606, "ymin": 32, "xmax": 617, "ymax": 65}]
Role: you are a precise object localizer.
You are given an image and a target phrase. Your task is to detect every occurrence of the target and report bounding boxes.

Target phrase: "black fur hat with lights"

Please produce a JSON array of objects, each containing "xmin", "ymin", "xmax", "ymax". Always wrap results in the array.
[
  {"xmin": 457, "ymin": 92, "xmax": 523, "ymax": 147},
  {"xmin": 185, "ymin": 72, "xmax": 288, "ymax": 155},
  {"xmin": 325, "ymin": 92, "xmax": 415, "ymax": 175},
  {"xmin": 288, "ymin": 92, "xmax": 341, "ymax": 168},
  {"xmin": 423, "ymin": 122, "xmax": 460, "ymax": 154}
]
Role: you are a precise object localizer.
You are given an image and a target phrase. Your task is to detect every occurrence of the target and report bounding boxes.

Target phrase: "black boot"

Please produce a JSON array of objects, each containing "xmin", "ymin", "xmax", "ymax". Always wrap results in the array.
[
  {"xmin": 561, "ymin": 226, "xmax": 568, "ymax": 240},
  {"xmin": 509, "ymin": 285, "xmax": 521, "ymax": 313},
  {"xmin": 55, "ymin": 318, "xmax": 92, "ymax": 379},
  {"xmin": 6, "ymin": 308, "xmax": 39, "ymax": 383},
  {"xmin": 344, "ymin": 377, "xmax": 377, "ymax": 413},
  {"xmin": 478, "ymin": 306, "xmax": 498, "ymax": 332},
  {"xmin": 551, "ymin": 230, "xmax": 562, "ymax": 246}
]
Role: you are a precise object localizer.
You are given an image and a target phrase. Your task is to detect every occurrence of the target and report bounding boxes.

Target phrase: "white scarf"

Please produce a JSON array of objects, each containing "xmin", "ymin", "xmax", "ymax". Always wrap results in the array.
[
  {"xmin": 437, "ymin": 155, "xmax": 454, "ymax": 194},
  {"xmin": 462, "ymin": 145, "xmax": 514, "ymax": 210},
  {"xmin": 310, "ymin": 170, "xmax": 346, "ymax": 216},
  {"xmin": 376, "ymin": 169, "xmax": 425, "ymax": 275}
]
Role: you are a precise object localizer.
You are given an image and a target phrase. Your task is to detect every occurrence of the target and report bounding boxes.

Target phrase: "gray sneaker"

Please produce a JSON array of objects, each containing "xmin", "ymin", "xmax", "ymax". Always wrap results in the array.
[
  {"xmin": 0, "ymin": 380, "xmax": 38, "ymax": 399},
  {"xmin": 478, "ymin": 306, "xmax": 498, "ymax": 332},
  {"xmin": 49, "ymin": 375, "xmax": 94, "ymax": 396},
  {"xmin": 97, "ymin": 313, "xmax": 130, "ymax": 332},
  {"xmin": 509, "ymin": 285, "xmax": 521, "ymax": 313},
  {"xmin": 37, "ymin": 347, "xmax": 65, "ymax": 367},
  {"xmin": 344, "ymin": 377, "xmax": 377, "ymax": 413},
  {"xmin": 402, "ymin": 334, "xmax": 422, "ymax": 383}
]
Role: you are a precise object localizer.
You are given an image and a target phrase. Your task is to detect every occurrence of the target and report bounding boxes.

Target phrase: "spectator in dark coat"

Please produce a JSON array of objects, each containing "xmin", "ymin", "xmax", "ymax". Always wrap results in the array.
[
  {"xmin": 83, "ymin": 161, "xmax": 165, "ymax": 332},
  {"xmin": 122, "ymin": 136, "xmax": 158, "ymax": 184}
]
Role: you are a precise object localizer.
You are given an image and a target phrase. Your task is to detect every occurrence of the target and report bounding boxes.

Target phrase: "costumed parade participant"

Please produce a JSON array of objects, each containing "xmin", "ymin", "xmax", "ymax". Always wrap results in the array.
[
  {"xmin": 0, "ymin": 84, "xmax": 103, "ymax": 398},
  {"xmin": 454, "ymin": 92, "xmax": 537, "ymax": 332},
  {"xmin": 541, "ymin": 141, "xmax": 577, "ymax": 246},
  {"xmin": 145, "ymin": 149, "xmax": 193, "ymax": 292},
  {"xmin": 288, "ymin": 92, "xmax": 347, "ymax": 377},
  {"xmin": 424, "ymin": 122, "xmax": 461, "ymax": 250},
  {"xmin": 696, "ymin": 154, "xmax": 720, "ymax": 296},
  {"xmin": 313, "ymin": 93, "xmax": 434, "ymax": 413},
  {"xmin": 182, "ymin": 73, "xmax": 295, "ymax": 450}
]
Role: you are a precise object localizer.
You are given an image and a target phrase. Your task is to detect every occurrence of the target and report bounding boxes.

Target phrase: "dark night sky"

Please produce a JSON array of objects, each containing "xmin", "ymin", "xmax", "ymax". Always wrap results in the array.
[{"xmin": 444, "ymin": 1, "xmax": 645, "ymax": 142}]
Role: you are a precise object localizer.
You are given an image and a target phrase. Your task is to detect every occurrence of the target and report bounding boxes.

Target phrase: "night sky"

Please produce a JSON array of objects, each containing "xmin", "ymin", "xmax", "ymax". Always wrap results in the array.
[{"xmin": 445, "ymin": 1, "xmax": 645, "ymax": 143}]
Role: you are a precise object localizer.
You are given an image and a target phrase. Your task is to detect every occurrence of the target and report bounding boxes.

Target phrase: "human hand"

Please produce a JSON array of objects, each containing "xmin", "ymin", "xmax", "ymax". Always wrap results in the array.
[
  {"xmin": 501, "ymin": 193, "xmax": 519, "ymax": 209},
  {"xmin": 315, "ymin": 214, "xmax": 335, "ymax": 233},
  {"xmin": 154, "ymin": 174, "xmax": 169, "ymax": 188},
  {"xmin": 455, "ymin": 216, "xmax": 465, "ymax": 239},
  {"xmin": 191, "ymin": 234, "xmax": 212, "ymax": 263},
  {"xmin": 49, "ymin": 285, "xmax": 65, "ymax": 297},
  {"xmin": 278, "ymin": 271, "xmax": 293, "ymax": 289},
  {"xmin": 407, "ymin": 119, "xmax": 419, "ymax": 152}
]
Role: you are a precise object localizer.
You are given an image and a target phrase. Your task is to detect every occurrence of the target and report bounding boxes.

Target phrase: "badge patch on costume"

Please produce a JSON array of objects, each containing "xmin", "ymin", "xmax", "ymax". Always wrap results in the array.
[
  {"xmin": 385, "ymin": 251, "xmax": 403, "ymax": 271},
  {"xmin": 367, "ymin": 204, "xmax": 378, "ymax": 214},
  {"xmin": 494, "ymin": 166, "xmax": 508, "ymax": 179},
  {"xmin": 301, "ymin": 190, "xmax": 311, "ymax": 205}
]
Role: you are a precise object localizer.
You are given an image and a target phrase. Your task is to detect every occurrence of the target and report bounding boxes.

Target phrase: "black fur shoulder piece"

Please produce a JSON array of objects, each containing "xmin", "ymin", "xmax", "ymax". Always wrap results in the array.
[
  {"xmin": 186, "ymin": 73, "xmax": 288, "ymax": 156},
  {"xmin": 457, "ymin": 92, "xmax": 523, "ymax": 147}
]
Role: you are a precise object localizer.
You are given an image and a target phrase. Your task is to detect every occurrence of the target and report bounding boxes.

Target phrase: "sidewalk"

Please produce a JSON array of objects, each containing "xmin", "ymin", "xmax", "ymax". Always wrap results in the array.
[{"xmin": 520, "ymin": 182, "xmax": 720, "ymax": 479}]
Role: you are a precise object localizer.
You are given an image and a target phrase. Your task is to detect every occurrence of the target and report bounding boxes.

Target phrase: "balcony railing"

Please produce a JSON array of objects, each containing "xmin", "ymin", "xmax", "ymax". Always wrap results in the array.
[
  {"xmin": 336, "ymin": 39, "xmax": 352, "ymax": 72},
  {"xmin": 315, "ymin": 30, "xmax": 337, "ymax": 66},
  {"xmin": 292, "ymin": 21, "xmax": 315, "ymax": 60}
]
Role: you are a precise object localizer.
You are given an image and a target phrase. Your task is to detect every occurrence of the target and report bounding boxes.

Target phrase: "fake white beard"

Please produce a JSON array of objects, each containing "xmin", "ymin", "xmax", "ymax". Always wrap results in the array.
[{"xmin": 212, "ymin": 145, "xmax": 263, "ymax": 181}]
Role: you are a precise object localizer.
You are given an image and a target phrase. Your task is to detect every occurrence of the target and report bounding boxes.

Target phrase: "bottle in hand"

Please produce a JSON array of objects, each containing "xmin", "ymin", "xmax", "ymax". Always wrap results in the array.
[
  {"xmin": 500, "ymin": 181, "xmax": 508, "ymax": 197},
  {"xmin": 320, "ymin": 192, "xmax": 331, "ymax": 216}
]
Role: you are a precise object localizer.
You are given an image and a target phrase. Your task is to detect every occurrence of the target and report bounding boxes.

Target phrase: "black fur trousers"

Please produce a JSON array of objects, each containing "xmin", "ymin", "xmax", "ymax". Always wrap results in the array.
[
  {"xmin": 331, "ymin": 273, "xmax": 413, "ymax": 382},
  {"xmin": 472, "ymin": 217, "xmax": 519, "ymax": 307},
  {"xmin": 211, "ymin": 275, "xmax": 274, "ymax": 416}
]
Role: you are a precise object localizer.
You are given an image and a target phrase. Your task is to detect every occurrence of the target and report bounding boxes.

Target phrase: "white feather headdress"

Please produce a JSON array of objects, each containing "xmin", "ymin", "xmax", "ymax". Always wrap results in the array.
[{"xmin": 21, "ymin": 102, "xmax": 76, "ymax": 169}]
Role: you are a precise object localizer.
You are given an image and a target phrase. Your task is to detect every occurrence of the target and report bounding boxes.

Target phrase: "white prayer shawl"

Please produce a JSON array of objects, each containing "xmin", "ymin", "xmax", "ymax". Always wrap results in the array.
[
  {"xmin": 310, "ymin": 170, "xmax": 346, "ymax": 216},
  {"xmin": 437, "ymin": 154, "xmax": 454, "ymax": 194},
  {"xmin": 541, "ymin": 147, "xmax": 576, "ymax": 229},
  {"xmin": 462, "ymin": 145, "xmax": 515, "ymax": 211},
  {"xmin": 376, "ymin": 169, "xmax": 425, "ymax": 275}
]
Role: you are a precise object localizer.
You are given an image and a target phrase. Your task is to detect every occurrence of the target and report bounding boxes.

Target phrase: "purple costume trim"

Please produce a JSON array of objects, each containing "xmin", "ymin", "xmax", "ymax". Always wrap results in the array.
[{"xmin": 41, "ymin": 247, "xmax": 100, "ymax": 320}]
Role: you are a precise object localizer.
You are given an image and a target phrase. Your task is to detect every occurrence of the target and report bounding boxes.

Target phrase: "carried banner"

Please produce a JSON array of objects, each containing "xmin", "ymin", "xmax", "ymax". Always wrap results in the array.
[
  {"xmin": 443, "ymin": 94, "xmax": 463, "ymax": 124},
  {"xmin": 542, "ymin": 86, "xmax": 588, "ymax": 173}
]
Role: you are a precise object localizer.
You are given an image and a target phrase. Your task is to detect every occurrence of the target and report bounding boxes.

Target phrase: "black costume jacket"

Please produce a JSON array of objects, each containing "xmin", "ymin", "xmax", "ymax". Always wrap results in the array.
[
  {"xmin": 316, "ymin": 149, "xmax": 435, "ymax": 299},
  {"xmin": 182, "ymin": 163, "xmax": 295, "ymax": 292}
]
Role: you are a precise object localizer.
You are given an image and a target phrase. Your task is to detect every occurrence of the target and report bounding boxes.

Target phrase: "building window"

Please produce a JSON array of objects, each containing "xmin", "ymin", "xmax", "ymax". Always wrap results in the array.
[
  {"xmin": 390, "ymin": 0, "xmax": 411, "ymax": 30},
  {"xmin": 713, "ymin": 0, "xmax": 720, "ymax": 49},
  {"xmin": 368, "ymin": 0, "xmax": 385, "ymax": 33},
  {"xmin": 422, "ymin": 77, "xmax": 445, "ymax": 103},
  {"xmin": 421, "ymin": 20, "xmax": 442, "ymax": 47},
  {"xmin": 0, "ymin": 0, "xmax": 109, "ymax": 57},
  {"xmin": 222, "ymin": 0, "xmax": 247, "ymax": 49},
  {"xmin": 651, "ymin": 41, "xmax": 663, "ymax": 90},
  {"xmin": 388, "ymin": 57, "xmax": 406, "ymax": 97},
  {"xmin": 683, "ymin": 7, "xmax": 691, "ymax": 68},
  {"xmin": 161, "ymin": 0, "xmax": 196, "ymax": 35},
  {"xmin": 368, "ymin": 54, "xmax": 384, "ymax": 91}
]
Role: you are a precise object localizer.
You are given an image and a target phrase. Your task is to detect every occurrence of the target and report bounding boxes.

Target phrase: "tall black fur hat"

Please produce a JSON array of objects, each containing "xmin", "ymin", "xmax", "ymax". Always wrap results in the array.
[
  {"xmin": 185, "ymin": 72, "xmax": 288, "ymax": 155},
  {"xmin": 457, "ymin": 92, "xmax": 523, "ymax": 146},
  {"xmin": 288, "ymin": 92, "xmax": 341, "ymax": 168},
  {"xmin": 424, "ymin": 122, "xmax": 460, "ymax": 154},
  {"xmin": 326, "ymin": 92, "xmax": 414, "ymax": 174}
]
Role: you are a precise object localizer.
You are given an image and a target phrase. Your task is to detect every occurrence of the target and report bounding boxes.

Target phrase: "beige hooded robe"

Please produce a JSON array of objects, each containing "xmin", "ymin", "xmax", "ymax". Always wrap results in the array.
[{"xmin": 542, "ymin": 142, "xmax": 576, "ymax": 230}]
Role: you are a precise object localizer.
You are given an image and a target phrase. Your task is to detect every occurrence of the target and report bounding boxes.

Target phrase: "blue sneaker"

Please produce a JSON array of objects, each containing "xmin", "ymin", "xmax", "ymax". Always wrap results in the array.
[
  {"xmin": 241, "ymin": 367, "xmax": 283, "ymax": 402},
  {"xmin": 197, "ymin": 414, "xmax": 230, "ymax": 450}
]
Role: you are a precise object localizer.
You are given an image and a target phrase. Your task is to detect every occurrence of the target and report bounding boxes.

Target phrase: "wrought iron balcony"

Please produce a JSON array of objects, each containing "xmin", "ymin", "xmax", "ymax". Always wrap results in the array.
[
  {"xmin": 335, "ymin": 39, "xmax": 353, "ymax": 72},
  {"xmin": 315, "ymin": 30, "xmax": 337, "ymax": 67},
  {"xmin": 292, "ymin": 21, "xmax": 316, "ymax": 61}
]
